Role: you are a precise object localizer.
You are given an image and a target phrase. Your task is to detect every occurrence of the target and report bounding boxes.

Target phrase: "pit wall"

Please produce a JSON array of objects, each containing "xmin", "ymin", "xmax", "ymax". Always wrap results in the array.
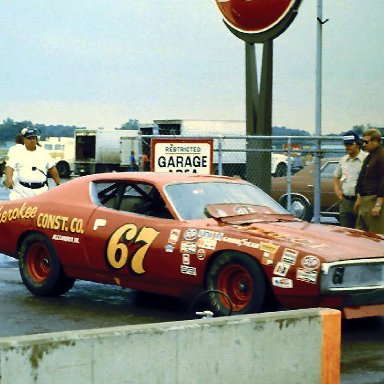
[{"xmin": 0, "ymin": 308, "xmax": 340, "ymax": 384}]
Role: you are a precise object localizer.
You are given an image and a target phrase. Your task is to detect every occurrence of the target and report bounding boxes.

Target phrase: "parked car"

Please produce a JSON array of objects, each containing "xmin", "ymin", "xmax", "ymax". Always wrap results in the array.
[
  {"xmin": 0, "ymin": 172, "xmax": 383, "ymax": 319},
  {"xmin": 271, "ymin": 159, "xmax": 340, "ymax": 221}
]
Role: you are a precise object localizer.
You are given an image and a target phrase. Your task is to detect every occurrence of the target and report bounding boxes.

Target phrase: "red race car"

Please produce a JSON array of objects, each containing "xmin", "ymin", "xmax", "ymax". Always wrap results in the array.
[{"xmin": 1, "ymin": 172, "xmax": 383, "ymax": 319}]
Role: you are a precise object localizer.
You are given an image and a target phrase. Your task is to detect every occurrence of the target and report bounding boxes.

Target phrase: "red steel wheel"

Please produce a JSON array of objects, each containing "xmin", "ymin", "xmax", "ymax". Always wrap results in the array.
[
  {"xmin": 206, "ymin": 251, "xmax": 266, "ymax": 316},
  {"xmin": 217, "ymin": 263, "xmax": 253, "ymax": 311},
  {"xmin": 19, "ymin": 233, "xmax": 75, "ymax": 297},
  {"xmin": 26, "ymin": 243, "xmax": 52, "ymax": 284}
]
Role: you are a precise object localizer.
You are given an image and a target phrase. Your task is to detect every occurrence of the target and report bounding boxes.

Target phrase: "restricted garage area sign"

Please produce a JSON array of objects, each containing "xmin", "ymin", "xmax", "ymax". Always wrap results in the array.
[{"xmin": 151, "ymin": 139, "xmax": 213, "ymax": 174}]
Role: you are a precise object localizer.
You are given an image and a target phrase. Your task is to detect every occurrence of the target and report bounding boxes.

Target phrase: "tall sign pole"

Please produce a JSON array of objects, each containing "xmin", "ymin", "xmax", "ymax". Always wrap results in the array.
[
  {"xmin": 214, "ymin": 0, "xmax": 302, "ymax": 193},
  {"xmin": 313, "ymin": 0, "xmax": 328, "ymax": 223}
]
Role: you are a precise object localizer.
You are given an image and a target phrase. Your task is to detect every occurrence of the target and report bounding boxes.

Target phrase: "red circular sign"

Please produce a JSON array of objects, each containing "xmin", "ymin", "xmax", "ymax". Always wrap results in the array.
[{"xmin": 215, "ymin": 0, "xmax": 298, "ymax": 33}]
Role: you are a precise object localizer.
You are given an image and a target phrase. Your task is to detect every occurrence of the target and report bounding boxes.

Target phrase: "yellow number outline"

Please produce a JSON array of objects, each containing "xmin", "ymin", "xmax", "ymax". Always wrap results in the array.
[{"xmin": 106, "ymin": 224, "xmax": 160, "ymax": 274}]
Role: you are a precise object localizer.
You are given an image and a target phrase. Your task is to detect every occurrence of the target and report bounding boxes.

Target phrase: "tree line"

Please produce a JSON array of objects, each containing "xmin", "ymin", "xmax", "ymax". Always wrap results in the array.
[{"xmin": 0, "ymin": 117, "xmax": 377, "ymax": 145}]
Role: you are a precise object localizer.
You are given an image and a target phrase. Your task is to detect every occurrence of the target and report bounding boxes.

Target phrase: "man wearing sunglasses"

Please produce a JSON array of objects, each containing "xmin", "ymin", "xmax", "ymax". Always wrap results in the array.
[{"xmin": 355, "ymin": 128, "xmax": 384, "ymax": 234}]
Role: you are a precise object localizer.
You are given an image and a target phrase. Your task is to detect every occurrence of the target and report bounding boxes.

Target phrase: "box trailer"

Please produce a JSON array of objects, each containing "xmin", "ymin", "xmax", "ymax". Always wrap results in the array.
[{"xmin": 74, "ymin": 128, "xmax": 140, "ymax": 175}]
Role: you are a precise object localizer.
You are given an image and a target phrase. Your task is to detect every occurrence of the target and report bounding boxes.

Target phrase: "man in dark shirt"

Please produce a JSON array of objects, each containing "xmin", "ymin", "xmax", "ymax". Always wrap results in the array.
[{"xmin": 355, "ymin": 128, "xmax": 384, "ymax": 234}]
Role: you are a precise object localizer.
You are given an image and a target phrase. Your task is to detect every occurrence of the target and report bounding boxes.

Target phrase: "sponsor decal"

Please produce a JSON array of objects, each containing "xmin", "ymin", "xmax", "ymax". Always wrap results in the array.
[
  {"xmin": 196, "ymin": 248, "xmax": 206, "ymax": 260},
  {"xmin": 260, "ymin": 242, "xmax": 279, "ymax": 265},
  {"xmin": 221, "ymin": 236, "xmax": 260, "ymax": 249},
  {"xmin": 183, "ymin": 228, "xmax": 198, "ymax": 241},
  {"xmin": 198, "ymin": 229, "xmax": 224, "ymax": 240},
  {"xmin": 180, "ymin": 265, "xmax": 197, "ymax": 276},
  {"xmin": 296, "ymin": 268, "xmax": 318, "ymax": 284},
  {"xmin": 168, "ymin": 229, "xmax": 181, "ymax": 245},
  {"xmin": 182, "ymin": 254, "xmax": 190, "ymax": 265},
  {"xmin": 52, "ymin": 234, "xmax": 80, "ymax": 244},
  {"xmin": 301, "ymin": 255, "xmax": 320, "ymax": 270},
  {"xmin": 273, "ymin": 262, "xmax": 290, "ymax": 277},
  {"xmin": 196, "ymin": 237, "xmax": 217, "ymax": 250},
  {"xmin": 180, "ymin": 241, "xmax": 197, "ymax": 254},
  {"xmin": 260, "ymin": 242, "xmax": 280, "ymax": 254},
  {"xmin": 281, "ymin": 248, "xmax": 298, "ymax": 265},
  {"xmin": 164, "ymin": 244, "xmax": 174, "ymax": 253},
  {"xmin": 234, "ymin": 205, "xmax": 256, "ymax": 215},
  {"xmin": 272, "ymin": 277, "xmax": 293, "ymax": 289},
  {"xmin": 106, "ymin": 224, "xmax": 160, "ymax": 275},
  {"xmin": 0, "ymin": 203, "xmax": 37, "ymax": 223},
  {"xmin": 37, "ymin": 213, "xmax": 84, "ymax": 234}
]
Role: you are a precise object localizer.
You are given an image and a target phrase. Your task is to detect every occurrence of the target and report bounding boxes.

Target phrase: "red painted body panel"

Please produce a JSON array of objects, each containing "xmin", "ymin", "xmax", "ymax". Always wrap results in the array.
[{"xmin": 1, "ymin": 172, "xmax": 383, "ymax": 316}]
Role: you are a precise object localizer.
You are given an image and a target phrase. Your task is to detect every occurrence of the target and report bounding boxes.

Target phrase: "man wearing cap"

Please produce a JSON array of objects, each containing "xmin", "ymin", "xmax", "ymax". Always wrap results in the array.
[
  {"xmin": 355, "ymin": 128, "xmax": 384, "ymax": 234},
  {"xmin": 333, "ymin": 130, "xmax": 367, "ymax": 228},
  {"xmin": 4, "ymin": 127, "xmax": 61, "ymax": 200}
]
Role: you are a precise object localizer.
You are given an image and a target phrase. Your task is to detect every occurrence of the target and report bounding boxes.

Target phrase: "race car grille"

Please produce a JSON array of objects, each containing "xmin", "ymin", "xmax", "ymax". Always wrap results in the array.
[{"xmin": 321, "ymin": 258, "xmax": 384, "ymax": 293}]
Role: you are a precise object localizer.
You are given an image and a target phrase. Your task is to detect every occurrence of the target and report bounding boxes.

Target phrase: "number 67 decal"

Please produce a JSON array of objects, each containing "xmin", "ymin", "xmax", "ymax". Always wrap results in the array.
[{"xmin": 106, "ymin": 224, "xmax": 160, "ymax": 275}]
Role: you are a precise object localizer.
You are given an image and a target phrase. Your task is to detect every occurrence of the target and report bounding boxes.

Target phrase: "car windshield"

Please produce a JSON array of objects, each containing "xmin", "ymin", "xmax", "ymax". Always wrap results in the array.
[{"xmin": 165, "ymin": 181, "xmax": 288, "ymax": 220}]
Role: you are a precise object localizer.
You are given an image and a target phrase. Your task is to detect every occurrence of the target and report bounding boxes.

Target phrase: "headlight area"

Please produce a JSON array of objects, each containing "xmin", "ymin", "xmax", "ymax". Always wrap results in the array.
[{"xmin": 321, "ymin": 258, "xmax": 384, "ymax": 294}]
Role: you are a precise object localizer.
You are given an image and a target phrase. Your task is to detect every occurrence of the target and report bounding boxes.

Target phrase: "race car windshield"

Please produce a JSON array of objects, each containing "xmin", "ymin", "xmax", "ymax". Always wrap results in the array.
[{"xmin": 164, "ymin": 181, "xmax": 288, "ymax": 220}]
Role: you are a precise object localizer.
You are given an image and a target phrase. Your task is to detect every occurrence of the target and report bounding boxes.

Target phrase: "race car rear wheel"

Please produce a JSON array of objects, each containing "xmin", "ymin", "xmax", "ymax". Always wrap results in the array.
[
  {"xmin": 206, "ymin": 252, "xmax": 266, "ymax": 316},
  {"xmin": 19, "ymin": 233, "xmax": 75, "ymax": 296}
]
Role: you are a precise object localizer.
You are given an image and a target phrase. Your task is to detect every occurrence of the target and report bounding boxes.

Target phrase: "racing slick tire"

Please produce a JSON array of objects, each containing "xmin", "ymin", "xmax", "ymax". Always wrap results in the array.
[
  {"xmin": 19, "ymin": 233, "xmax": 75, "ymax": 296},
  {"xmin": 206, "ymin": 251, "xmax": 266, "ymax": 316}
]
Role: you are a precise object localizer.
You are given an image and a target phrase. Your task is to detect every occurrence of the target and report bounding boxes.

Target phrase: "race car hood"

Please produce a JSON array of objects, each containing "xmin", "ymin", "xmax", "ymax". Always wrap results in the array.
[{"xmin": 229, "ymin": 219, "xmax": 384, "ymax": 262}]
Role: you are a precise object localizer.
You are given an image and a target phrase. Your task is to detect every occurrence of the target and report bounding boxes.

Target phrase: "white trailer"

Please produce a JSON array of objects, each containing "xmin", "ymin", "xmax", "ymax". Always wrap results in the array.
[
  {"xmin": 74, "ymin": 128, "xmax": 140, "ymax": 175},
  {"xmin": 153, "ymin": 119, "xmax": 288, "ymax": 177}
]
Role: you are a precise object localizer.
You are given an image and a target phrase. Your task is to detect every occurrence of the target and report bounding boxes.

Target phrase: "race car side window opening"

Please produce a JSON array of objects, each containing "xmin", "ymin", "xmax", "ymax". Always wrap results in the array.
[
  {"xmin": 165, "ymin": 181, "xmax": 287, "ymax": 220},
  {"xmin": 91, "ymin": 181, "xmax": 172, "ymax": 219}
]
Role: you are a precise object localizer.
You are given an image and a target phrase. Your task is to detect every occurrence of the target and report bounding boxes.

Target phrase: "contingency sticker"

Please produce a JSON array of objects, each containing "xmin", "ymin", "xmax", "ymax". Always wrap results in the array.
[
  {"xmin": 273, "ymin": 262, "xmax": 290, "ymax": 277},
  {"xmin": 260, "ymin": 242, "xmax": 279, "ymax": 265},
  {"xmin": 296, "ymin": 268, "xmax": 318, "ymax": 284},
  {"xmin": 301, "ymin": 255, "xmax": 320, "ymax": 270},
  {"xmin": 281, "ymin": 248, "xmax": 299, "ymax": 265},
  {"xmin": 272, "ymin": 277, "xmax": 293, "ymax": 289},
  {"xmin": 168, "ymin": 229, "xmax": 181, "ymax": 245}
]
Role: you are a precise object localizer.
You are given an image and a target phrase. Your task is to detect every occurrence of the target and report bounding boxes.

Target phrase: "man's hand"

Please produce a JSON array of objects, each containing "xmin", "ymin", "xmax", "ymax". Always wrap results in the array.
[{"xmin": 4, "ymin": 178, "xmax": 14, "ymax": 189}]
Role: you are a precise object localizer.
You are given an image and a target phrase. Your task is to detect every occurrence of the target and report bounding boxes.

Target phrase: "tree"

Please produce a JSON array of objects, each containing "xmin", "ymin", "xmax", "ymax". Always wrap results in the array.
[{"xmin": 120, "ymin": 119, "xmax": 139, "ymax": 130}]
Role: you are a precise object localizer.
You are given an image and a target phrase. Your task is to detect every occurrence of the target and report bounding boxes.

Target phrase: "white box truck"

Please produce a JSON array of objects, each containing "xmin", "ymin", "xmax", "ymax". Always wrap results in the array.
[{"xmin": 74, "ymin": 128, "xmax": 141, "ymax": 175}]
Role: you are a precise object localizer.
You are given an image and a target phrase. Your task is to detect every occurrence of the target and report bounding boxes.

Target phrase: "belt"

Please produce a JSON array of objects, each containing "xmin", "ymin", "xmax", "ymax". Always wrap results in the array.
[
  {"xmin": 360, "ymin": 192, "xmax": 377, "ymax": 197},
  {"xmin": 19, "ymin": 181, "xmax": 46, "ymax": 189},
  {"xmin": 342, "ymin": 194, "xmax": 356, "ymax": 201}
]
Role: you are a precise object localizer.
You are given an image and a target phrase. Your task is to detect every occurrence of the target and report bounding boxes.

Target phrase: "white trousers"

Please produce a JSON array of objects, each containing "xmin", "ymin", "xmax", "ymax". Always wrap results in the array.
[{"xmin": 9, "ymin": 183, "xmax": 48, "ymax": 200}]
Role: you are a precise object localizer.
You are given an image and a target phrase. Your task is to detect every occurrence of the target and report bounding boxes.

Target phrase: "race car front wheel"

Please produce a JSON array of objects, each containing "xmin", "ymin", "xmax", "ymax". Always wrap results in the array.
[
  {"xmin": 206, "ymin": 251, "xmax": 266, "ymax": 316},
  {"xmin": 19, "ymin": 233, "xmax": 75, "ymax": 296}
]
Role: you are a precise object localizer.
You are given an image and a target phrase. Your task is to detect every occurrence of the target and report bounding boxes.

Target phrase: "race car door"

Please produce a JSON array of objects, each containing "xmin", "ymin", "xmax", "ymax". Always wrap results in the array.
[{"xmin": 81, "ymin": 180, "xmax": 186, "ymax": 296}]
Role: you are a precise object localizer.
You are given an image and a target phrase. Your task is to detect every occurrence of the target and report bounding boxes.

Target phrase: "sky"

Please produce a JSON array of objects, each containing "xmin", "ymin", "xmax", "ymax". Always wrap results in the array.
[{"xmin": 0, "ymin": 0, "xmax": 383, "ymax": 134}]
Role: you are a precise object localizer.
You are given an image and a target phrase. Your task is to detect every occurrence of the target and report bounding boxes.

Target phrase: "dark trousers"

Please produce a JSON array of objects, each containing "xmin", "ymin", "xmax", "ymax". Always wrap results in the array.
[{"xmin": 339, "ymin": 198, "xmax": 357, "ymax": 228}]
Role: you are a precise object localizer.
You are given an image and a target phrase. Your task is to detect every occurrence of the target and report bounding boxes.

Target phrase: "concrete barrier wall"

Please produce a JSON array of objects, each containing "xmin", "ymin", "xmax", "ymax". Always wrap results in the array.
[{"xmin": 0, "ymin": 308, "xmax": 340, "ymax": 384}]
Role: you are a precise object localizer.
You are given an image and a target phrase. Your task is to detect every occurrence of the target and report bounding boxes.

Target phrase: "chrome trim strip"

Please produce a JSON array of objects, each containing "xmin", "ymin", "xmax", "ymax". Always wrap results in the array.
[{"xmin": 322, "ymin": 258, "xmax": 384, "ymax": 274}]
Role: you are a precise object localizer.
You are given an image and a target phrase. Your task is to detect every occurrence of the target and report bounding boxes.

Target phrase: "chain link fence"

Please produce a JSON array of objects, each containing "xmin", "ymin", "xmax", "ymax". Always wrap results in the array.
[{"xmin": 142, "ymin": 134, "xmax": 347, "ymax": 223}]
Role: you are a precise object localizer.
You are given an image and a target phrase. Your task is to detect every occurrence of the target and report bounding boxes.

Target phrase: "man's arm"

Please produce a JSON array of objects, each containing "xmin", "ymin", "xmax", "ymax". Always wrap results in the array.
[
  {"xmin": 48, "ymin": 166, "xmax": 61, "ymax": 186},
  {"xmin": 333, "ymin": 177, "xmax": 343, "ymax": 199},
  {"xmin": 4, "ymin": 166, "xmax": 14, "ymax": 189}
]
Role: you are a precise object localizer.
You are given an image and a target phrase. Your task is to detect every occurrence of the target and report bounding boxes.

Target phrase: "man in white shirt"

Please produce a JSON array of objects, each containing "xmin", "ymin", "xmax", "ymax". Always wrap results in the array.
[
  {"xmin": 4, "ymin": 127, "xmax": 61, "ymax": 200},
  {"xmin": 333, "ymin": 130, "xmax": 367, "ymax": 228}
]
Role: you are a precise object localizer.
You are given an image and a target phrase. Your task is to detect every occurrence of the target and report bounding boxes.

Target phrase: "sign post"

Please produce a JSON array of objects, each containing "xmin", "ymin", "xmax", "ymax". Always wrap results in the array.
[{"xmin": 215, "ymin": 0, "xmax": 302, "ymax": 194}]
